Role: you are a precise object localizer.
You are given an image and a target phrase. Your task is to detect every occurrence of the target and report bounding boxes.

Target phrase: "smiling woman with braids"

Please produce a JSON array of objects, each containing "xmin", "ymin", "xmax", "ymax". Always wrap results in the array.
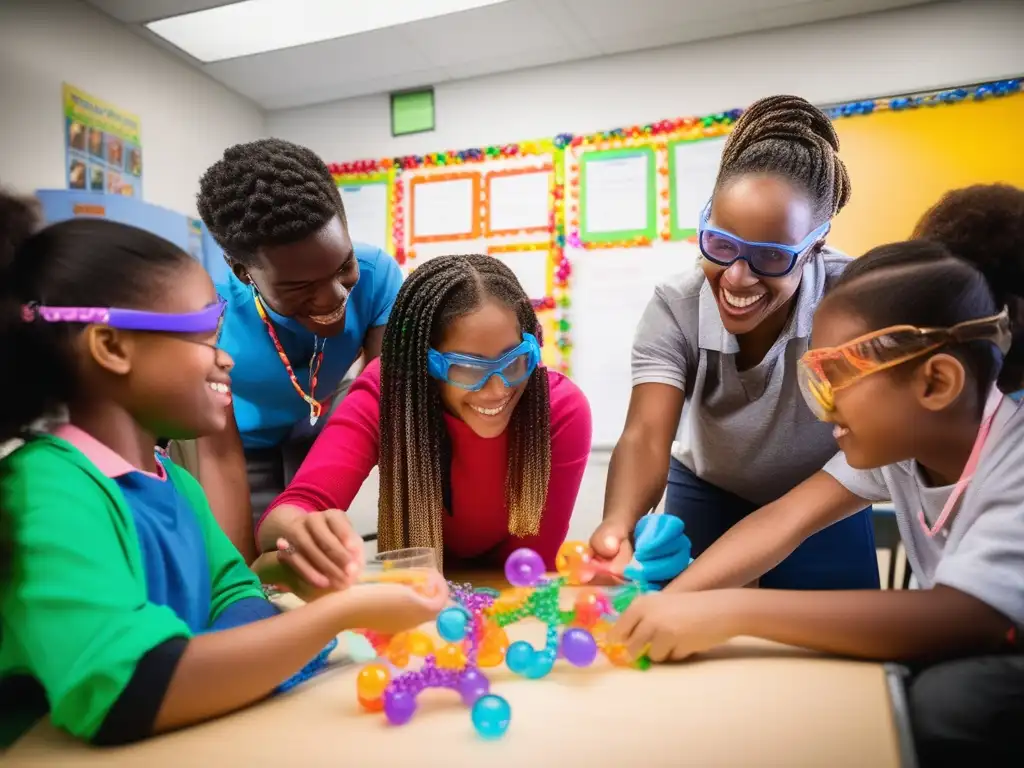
[
  {"xmin": 592, "ymin": 95, "xmax": 878, "ymax": 590},
  {"xmin": 256, "ymin": 254, "xmax": 591, "ymax": 584}
]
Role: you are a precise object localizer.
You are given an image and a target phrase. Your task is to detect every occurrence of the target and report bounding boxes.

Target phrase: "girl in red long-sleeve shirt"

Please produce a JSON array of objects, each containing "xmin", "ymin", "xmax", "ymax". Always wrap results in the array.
[{"xmin": 257, "ymin": 254, "xmax": 592, "ymax": 586}]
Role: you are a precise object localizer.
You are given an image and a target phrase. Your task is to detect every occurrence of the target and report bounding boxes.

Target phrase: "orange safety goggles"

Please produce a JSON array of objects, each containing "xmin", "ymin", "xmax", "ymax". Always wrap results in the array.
[{"xmin": 798, "ymin": 308, "xmax": 1011, "ymax": 420}]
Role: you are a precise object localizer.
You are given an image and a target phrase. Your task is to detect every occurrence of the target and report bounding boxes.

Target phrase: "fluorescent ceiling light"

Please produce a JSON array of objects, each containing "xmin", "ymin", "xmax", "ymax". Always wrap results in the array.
[{"xmin": 147, "ymin": 0, "xmax": 512, "ymax": 63}]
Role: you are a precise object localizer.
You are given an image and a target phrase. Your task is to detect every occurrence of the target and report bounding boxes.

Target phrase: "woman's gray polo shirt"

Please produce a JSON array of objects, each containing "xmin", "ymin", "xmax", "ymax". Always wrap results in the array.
[{"xmin": 631, "ymin": 249, "xmax": 850, "ymax": 505}]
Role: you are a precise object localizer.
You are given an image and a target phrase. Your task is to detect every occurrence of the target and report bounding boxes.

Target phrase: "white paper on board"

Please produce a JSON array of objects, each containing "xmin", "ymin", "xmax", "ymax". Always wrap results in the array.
[
  {"xmin": 672, "ymin": 138, "xmax": 725, "ymax": 232},
  {"xmin": 584, "ymin": 153, "xmax": 650, "ymax": 234},
  {"xmin": 487, "ymin": 170, "xmax": 550, "ymax": 233},
  {"xmin": 339, "ymin": 183, "xmax": 389, "ymax": 251},
  {"xmin": 412, "ymin": 177, "xmax": 476, "ymax": 239},
  {"xmin": 494, "ymin": 249, "xmax": 550, "ymax": 299}
]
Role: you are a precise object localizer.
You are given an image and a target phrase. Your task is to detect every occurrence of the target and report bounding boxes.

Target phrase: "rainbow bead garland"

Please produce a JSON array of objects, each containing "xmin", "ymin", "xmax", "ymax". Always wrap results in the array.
[
  {"xmin": 353, "ymin": 542, "xmax": 651, "ymax": 738},
  {"xmin": 328, "ymin": 78, "xmax": 1021, "ymax": 375}
]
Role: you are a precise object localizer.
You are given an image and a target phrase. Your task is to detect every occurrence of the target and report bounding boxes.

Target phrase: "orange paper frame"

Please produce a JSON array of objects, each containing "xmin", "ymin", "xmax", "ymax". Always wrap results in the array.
[
  {"xmin": 409, "ymin": 172, "xmax": 482, "ymax": 244},
  {"xmin": 482, "ymin": 165, "xmax": 554, "ymax": 237}
]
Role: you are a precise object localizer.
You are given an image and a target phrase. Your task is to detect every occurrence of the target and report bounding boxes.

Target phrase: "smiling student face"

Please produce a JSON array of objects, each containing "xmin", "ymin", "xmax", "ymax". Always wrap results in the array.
[
  {"xmin": 702, "ymin": 174, "xmax": 822, "ymax": 337},
  {"xmin": 434, "ymin": 299, "xmax": 529, "ymax": 439},
  {"xmin": 233, "ymin": 215, "xmax": 358, "ymax": 337}
]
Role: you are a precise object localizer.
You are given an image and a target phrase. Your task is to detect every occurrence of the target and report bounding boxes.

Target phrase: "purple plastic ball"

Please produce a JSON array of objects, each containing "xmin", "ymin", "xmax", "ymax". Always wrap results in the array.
[
  {"xmin": 383, "ymin": 689, "xmax": 417, "ymax": 725},
  {"xmin": 457, "ymin": 668, "xmax": 491, "ymax": 705},
  {"xmin": 504, "ymin": 547, "xmax": 545, "ymax": 587},
  {"xmin": 560, "ymin": 628, "xmax": 598, "ymax": 667}
]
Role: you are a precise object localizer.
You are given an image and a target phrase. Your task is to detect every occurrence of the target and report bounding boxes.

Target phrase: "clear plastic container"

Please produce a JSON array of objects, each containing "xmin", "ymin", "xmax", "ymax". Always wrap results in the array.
[{"xmin": 360, "ymin": 547, "xmax": 441, "ymax": 596}]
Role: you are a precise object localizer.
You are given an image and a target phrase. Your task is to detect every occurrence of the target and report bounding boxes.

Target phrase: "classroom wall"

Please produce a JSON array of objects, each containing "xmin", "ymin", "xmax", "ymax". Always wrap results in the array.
[
  {"xmin": 268, "ymin": 0, "xmax": 1024, "ymax": 162},
  {"xmin": 0, "ymin": 0, "xmax": 265, "ymax": 217}
]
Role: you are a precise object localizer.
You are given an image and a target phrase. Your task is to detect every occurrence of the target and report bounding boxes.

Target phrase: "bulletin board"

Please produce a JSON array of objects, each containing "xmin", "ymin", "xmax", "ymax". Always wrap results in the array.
[
  {"xmin": 329, "ymin": 78, "xmax": 1023, "ymax": 443},
  {"xmin": 828, "ymin": 93, "xmax": 1024, "ymax": 256},
  {"xmin": 333, "ymin": 146, "xmax": 570, "ymax": 372}
]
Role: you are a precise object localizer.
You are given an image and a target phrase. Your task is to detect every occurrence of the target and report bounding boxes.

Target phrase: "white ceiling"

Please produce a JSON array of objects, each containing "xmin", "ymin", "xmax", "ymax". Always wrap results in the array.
[{"xmin": 86, "ymin": 0, "xmax": 938, "ymax": 111}]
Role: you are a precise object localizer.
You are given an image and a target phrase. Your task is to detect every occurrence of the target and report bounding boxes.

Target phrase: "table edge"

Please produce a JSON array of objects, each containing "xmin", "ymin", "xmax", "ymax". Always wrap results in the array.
[{"xmin": 884, "ymin": 663, "xmax": 918, "ymax": 768}]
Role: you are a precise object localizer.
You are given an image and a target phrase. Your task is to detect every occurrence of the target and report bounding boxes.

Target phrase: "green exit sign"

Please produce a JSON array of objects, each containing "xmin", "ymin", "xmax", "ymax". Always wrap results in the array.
[{"xmin": 391, "ymin": 87, "xmax": 435, "ymax": 137}]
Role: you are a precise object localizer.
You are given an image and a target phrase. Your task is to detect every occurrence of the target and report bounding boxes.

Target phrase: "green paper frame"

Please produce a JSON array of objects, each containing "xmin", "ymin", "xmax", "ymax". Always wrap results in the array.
[
  {"xmin": 667, "ymin": 136, "xmax": 729, "ymax": 241},
  {"xmin": 579, "ymin": 147, "xmax": 657, "ymax": 243}
]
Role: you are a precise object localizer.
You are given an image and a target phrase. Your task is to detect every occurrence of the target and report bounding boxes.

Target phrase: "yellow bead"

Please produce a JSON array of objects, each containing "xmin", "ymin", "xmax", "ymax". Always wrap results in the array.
[
  {"xmin": 356, "ymin": 663, "xmax": 390, "ymax": 700},
  {"xmin": 436, "ymin": 642, "xmax": 467, "ymax": 670}
]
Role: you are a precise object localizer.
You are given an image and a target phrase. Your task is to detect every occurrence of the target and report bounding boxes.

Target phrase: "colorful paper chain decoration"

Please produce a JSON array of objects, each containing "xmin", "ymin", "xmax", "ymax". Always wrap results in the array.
[
  {"xmin": 354, "ymin": 541, "xmax": 650, "ymax": 739},
  {"xmin": 328, "ymin": 77, "xmax": 1021, "ymax": 377}
]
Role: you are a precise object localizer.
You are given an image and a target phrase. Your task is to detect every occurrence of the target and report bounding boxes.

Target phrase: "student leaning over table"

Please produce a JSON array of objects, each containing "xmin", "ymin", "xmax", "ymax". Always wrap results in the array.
[
  {"xmin": 611, "ymin": 193, "xmax": 1024, "ymax": 764},
  {"xmin": 170, "ymin": 139, "xmax": 403, "ymax": 563},
  {"xmin": 0, "ymin": 192, "xmax": 444, "ymax": 748},
  {"xmin": 256, "ymin": 254, "xmax": 592, "ymax": 587},
  {"xmin": 590, "ymin": 95, "xmax": 878, "ymax": 590}
]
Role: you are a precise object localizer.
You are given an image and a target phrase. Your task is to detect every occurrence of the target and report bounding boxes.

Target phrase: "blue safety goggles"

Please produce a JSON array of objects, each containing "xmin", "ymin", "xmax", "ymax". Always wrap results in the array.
[
  {"xmin": 427, "ymin": 333, "xmax": 541, "ymax": 391},
  {"xmin": 698, "ymin": 201, "xmax": 831, "ymax": 278}
]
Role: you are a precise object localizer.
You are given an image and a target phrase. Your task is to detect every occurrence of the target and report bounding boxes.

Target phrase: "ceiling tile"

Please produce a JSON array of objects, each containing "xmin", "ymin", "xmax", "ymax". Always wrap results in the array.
[
  {"xmin": 202, "ymin": 27, "xmax": 432, "ymax": 105},
  {"xmin": 442, "ymin": 46, "xmax": 591, "ymax": 81},
  {"xmin": 403, "ymin": 0, "xmax": 580, "ymax": 69},
  {"xmin": 85, "ymin": 0, "xmax": 236, "ymax": 24}
]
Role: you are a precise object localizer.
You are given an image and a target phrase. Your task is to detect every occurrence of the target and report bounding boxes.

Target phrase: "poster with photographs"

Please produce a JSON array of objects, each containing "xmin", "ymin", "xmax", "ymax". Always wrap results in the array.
[{"xmin": 63, "ymin": 83, "xmax": 143, "ymax": 199}]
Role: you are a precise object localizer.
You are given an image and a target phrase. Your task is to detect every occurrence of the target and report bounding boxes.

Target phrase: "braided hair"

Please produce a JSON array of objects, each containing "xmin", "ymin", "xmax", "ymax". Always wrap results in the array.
[
  {"xmin": 197, "ymin": 138, "xmax": 346, "ymax": 265},
  {"xmin": 716, "ymin": 95, "xmax": 852, "ymax": 224},
  {"xmin": 377, "ymin": 255, "xmax": 551, "ymax": 564}
]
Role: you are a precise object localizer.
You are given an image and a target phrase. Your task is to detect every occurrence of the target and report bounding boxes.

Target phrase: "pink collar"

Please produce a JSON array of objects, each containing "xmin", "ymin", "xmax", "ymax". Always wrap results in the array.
[{"xmin": 53, "ymin": 424, "xmax": 167, "ymax": 481}]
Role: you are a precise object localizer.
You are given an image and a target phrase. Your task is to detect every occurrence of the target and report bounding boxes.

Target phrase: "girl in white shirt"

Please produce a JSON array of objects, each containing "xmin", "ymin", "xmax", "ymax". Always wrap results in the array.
[{"xmin": 612, "ymin": 184, "xmax": 1024, "ymax": 764}]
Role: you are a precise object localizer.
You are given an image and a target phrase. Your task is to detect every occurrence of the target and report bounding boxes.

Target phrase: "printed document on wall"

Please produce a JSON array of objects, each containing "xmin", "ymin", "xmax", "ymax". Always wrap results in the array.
[{"xmin": 584, "ymin": 154, "xmax": 651, "ymax": 234}]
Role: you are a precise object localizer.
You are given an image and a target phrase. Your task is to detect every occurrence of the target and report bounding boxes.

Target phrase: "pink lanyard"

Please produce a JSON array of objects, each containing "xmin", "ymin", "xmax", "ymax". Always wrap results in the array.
[{"xmin": 920, "ymin": 388, "xmax": 1005, "ymax": 538}]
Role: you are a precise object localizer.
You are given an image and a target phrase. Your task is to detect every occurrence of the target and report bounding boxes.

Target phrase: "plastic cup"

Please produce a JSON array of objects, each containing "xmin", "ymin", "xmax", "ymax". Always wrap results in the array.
[{"xmin": 359, "ymin": 547, "xmax": 441, "ymax": 597}]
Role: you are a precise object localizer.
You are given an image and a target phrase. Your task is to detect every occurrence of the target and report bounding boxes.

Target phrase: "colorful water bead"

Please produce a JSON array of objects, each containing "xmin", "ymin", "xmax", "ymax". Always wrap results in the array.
[
  {"xmin": 437, "ymin": 606, "xmax": 470, "ymax": 642},
  {"xmin": 504, "ymin": 547, "xmax": 545, "ymax": 587},
  {"xmin": 560, "ymin": 627, "xmax": 598, "ymax": 667},
  {"xmin": 573, "ymin": 588, "xmax": 612, "ymax": 629},
  {"xmin": 555, "ymin": 540, "xmax": 595, "ymax": 585},
  {"xmin": 471, "ymin": 694, "xmax": 511, "ymax": 739},
  {"xmin": 356, "ymin": 662, "xmax": 391, "ymax": 712}
]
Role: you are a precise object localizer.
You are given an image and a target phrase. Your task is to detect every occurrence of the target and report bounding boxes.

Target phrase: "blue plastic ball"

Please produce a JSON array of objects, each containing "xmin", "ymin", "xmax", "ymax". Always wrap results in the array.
[
  {"xmin": 436, "ymin": 607, "xmax": 469, "ymax": 642},
  {"xmin": 471, "ymin": 694, "xmax": 511, "ymax": 739},
  {"xmin": 523, "ymin": 654, "xmax": 555, "ymax": 679},
  {"xmin": 505, "ymin": 641, "xmax": 535, "ymax": 674}
]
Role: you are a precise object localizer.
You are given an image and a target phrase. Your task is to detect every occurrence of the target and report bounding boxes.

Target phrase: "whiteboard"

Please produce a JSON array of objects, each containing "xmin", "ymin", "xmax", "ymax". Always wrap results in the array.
[
  {"xmin": 339, "ymin": 182, "xmax": 388, "ymax": 251},
  {"xmin": 570, "ymin": 242, "xmax": 702, "ymax": 448}
]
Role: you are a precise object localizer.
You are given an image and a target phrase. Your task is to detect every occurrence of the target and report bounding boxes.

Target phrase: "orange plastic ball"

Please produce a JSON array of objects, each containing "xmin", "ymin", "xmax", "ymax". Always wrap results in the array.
[
  {"xmin": 385, "ymin": 635, "xmax": 411, "ymax": 668},
  {"xmin": 358, "ymin": 693, "xmax": 385, "ymax": 712},
  {"xmin": 356, "ymin": 663, "xmax": 391, "ymax": 700},
  {"xmin": 555, "ymin": 540, "xmax": 595, "ymax": 585},
  {"xmin": 436, "ymin": 642, "xmax": 467, "ymax": 670},
  {"xmin": 604, "ymin": 643, "xmax": 634, "ymax": 668},
  {"xmin": 406, "ymin": 630, "xmax": 434, "ymax": 657},
  {"xmin": 573, "ymin": 589, "xmax": 605, "ymax": 628}
]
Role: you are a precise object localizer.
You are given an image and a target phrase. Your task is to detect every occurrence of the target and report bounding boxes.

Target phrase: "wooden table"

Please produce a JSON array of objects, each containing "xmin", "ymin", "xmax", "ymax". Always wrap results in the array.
[{"xmin": 5, "ymin": 576, "xmax": 914, "ymax": 768}]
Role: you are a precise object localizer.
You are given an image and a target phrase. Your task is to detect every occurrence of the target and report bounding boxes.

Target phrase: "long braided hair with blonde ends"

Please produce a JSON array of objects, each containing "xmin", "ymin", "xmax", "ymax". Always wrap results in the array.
[
  {"xmin": 717, "ymin": 95, "xmax": 852, "ymax": 223},
  {"xmin": 377, "ymin": 254, "xmax": 552, "ymax": 565}
]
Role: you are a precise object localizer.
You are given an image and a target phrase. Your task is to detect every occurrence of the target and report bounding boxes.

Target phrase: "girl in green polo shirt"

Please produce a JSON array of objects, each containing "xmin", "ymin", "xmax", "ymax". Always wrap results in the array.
[{"xmin": 0, "ymin": 191, "xmax": 444, "ymax": 747}]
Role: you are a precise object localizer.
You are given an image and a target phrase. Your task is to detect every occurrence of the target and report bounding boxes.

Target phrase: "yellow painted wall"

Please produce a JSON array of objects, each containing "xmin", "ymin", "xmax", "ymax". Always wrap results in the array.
[{"xmin": 828, "ymin": 93, "xmax": 1024, "ymax": 257}]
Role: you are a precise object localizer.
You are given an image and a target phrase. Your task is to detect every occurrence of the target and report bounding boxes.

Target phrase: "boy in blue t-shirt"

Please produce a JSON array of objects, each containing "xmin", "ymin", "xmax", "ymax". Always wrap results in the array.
[{"xmin": 181, "ymin": 139, "xmax": 402, "ymax": 561}]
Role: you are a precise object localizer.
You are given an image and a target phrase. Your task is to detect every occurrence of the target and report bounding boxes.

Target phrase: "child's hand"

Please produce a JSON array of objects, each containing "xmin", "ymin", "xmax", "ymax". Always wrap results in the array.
[
  {"xmin": 340, "ymin": 573, "xmax": 450, "ymax": 634},
  {"xmin": 277, "ymin": 509, "xmax": 365, "ymax": 589},
  {"xmin": 608, "ymin": 591, "xmax": 740, "ymax": 662}
]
